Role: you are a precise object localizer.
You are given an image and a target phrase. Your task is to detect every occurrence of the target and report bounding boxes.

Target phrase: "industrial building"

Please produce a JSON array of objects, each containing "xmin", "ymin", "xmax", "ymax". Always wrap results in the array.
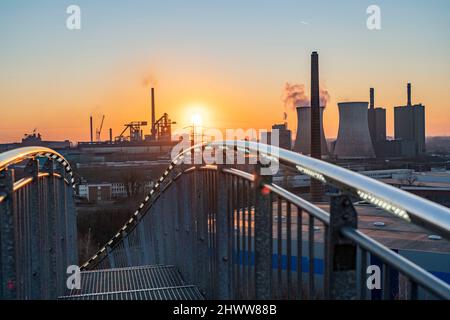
[
  {"xmin": 367, "ymin": 88, "xmax": 387, "ymax": 158},
  {"xmin": 394, "ymin": 83, "xmax": 426, "ymax": 156},
  {"xmin": 0, "ymin": 131, "xmax": 71, "ymax": 153},
  {"xmin": 334, "ymin": 102, "xmax": 376, "ymax": 159},
  {"xmin": 293, "ymin": 106, "xmax": 329, "ymax": 156},
  {"xmin": 77, "ymin": 88, "xmax": 178, "ymax": 157},
  {"xmin": 78, "ymin": 181, "xmax": 155, "ymax": 203},
  {"xmin": 268, "ymin": 123, "xmax": 292, "ymax": 150}
]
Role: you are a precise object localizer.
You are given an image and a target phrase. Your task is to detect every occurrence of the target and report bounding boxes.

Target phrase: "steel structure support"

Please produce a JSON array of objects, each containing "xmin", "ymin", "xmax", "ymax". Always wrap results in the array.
[
  {"xmin": 253, "ymin": 164, "xmax": 272, "ymax": 299},
  {"xmin": 26, "ymin": 159, "xmax": 41, "ymax": 299},
  {"xmin": 328, "ymin": 195, "xmax": 358, "ymax": 299},
  {"xmin": 0, "ymin": 168, "xmax": 16, "ymax": 299},
  {"xmin": 216, "ymin": 165, "xmax": 231, "ymax": 299}
]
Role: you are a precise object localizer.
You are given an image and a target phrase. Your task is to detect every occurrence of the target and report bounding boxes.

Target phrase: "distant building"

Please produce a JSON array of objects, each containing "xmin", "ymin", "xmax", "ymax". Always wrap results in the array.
[
  {"xmin": 78, "ymin": 181, "xmax": 154, "ymax": 203},
  {"xmin": 376, "ymin": 139, "xmax": 417, "ymax": 159},
  {"xmin": 293, "ymin": 106, "xmax": 329, "ymax": 156},
  {"xmin": 394, "ymin": 104, "xmax": 426, "ymax": 156},
  {"xmin": 368, "ymin": 88, "xmax": 387, "ymax": 145},
  {"xmin": 394, "ymin": 83, "xmax": 426, "ymax": 157},
  {"xmin": 334, "ymin": 102, "xmax": 376, "ymax": 159},
  {"xmin": 268, "ymin": 123, "xmax": 292, "ymax": 150},
  {"xmin": 0, "ymin": 132, "xmax": 71, "ymax": 153}
]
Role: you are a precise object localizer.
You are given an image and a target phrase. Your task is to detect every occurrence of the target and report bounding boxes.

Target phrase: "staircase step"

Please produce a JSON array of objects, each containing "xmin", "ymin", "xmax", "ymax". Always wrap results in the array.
[
  {"xmin": 61, "ymin": 285, "xmax": 204, "ymax": 300},
  {"xmin": 59, "ymin": 265, "xmax": 203, "ymax": 300}
]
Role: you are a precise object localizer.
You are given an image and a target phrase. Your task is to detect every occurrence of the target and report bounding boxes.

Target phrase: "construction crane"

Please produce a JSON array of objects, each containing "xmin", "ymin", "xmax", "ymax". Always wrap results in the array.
[{"xmin": 96, "ymin": 115, "xmax": 105, "ymax": 142}]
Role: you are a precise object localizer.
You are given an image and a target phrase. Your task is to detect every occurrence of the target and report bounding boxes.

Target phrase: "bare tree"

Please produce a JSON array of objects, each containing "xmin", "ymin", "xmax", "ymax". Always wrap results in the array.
[
  {"xmin": 401, "ymin": 172, "xmax": 418, "ymax": 186},
  {"xmin": 120, "ymin": 168, "xmax": 145, "ymax": 198}
]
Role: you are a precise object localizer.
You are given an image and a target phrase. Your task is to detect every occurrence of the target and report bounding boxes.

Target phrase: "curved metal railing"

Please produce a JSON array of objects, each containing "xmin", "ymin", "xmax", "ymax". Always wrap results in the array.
[
  {"xmin": 0, "ymin": 146, "xmax": 76, "ymax": 188},
  {"xmin": 80, "ymin": 141, "xmax": 450, "ymax": 300},
  {"xmin": 0, "ymin": 147, "xmax": 78, "ymax": 299}
]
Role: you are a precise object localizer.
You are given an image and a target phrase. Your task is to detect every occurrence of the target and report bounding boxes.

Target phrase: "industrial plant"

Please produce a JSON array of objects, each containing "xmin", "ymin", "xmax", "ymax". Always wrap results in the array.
[
  {"xmin": 77, "ymin": 88, "xmax": 177, "ymax": 159},
  {"xmin": 333, "ymin": 101, "xmax": 376, "ymax": 159},
  {"xmin": 292, "ymin": 105, "xmax": 328, "ymax": 156},
  {"xmin": 285, "ymin": 81, "xmax": 426, "ymax": 161}
]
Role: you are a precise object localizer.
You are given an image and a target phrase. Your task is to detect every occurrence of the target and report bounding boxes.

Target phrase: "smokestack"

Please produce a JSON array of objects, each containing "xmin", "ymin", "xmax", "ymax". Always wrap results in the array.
[
  {"xmin": 407, "ymin": 83, "xmax": 412, "ymax": 106},
  {"xmin": 109, "ymin": 128, "xmax": 113, "ymax": 143},
  {"xmin": 370, "ymin": 88, "xmax": 375, "ymax": 109},
  {"xmin": 90, "ymin": 116, "xmax": 93, "ymax": 143},
  {"xmin": 310, "ymin": 51, "xmax": 323, "ymax": 202},
  {"xmin": 151, "ymin": 88, "xmax": 157, "ymax": 137},
  {"xmin": 368, "ymin": 88, "xmax": 376, "ymax": 144},
  {"xmin": 310, "ymin": 52, "xmax": 321, "ymax": 158}
]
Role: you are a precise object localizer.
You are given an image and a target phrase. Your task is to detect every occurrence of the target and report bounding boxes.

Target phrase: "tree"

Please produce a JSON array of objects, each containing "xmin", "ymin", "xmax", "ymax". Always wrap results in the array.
[{"xmin": 120, "ymin": 168, "xmax": 146, "ymax": 198}]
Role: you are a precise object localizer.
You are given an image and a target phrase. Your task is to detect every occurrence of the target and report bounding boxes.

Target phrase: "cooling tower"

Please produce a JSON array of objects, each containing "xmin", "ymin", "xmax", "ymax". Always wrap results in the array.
[
  {"xmin": 334, "ymin": 102, "xmax": 375, "ymax": 159},
  {"xmin": 293, "ymin": 106, "xmax": 329, "ymax": 156}
]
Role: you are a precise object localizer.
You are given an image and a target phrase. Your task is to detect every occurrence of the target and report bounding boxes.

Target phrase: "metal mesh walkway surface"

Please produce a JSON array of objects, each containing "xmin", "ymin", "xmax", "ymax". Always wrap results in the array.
[{"xmin": 59, "ymin": 265, "xmax": 204, "ymax": 300}]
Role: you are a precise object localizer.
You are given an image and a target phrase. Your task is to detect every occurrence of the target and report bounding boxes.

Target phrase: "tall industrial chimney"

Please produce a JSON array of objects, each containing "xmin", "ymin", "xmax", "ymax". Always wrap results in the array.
[
  {"xmin": 407, "ymin": 83, "xmax": 412, "ymax": 106},
  {"xmin": 370, "ymin": 88, "xmax": 375, "ymax": 109},
  {"xmin": 90, "ymin": 115, "xmax": 93, "ymax": 143},
  {"xmin": 368, "ymin": 88, "xmax": 376, "ymax": 144},
  {"xmin": 310, "ymin": 51, "xmax": 322, "ymax": 202},
  {"xmin": 109, "ymin": 128, "xmax": 113, "ymax": 143},
  {"xmin": 151, "ymin": 88, "xmax": 157, "ymax": 138}
]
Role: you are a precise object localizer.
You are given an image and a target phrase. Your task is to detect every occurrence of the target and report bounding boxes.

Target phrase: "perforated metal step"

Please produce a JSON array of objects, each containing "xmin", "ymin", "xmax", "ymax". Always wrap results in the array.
[{"xmin": 59, "ymin": 265, "xmax": 204, "ymax": 300}]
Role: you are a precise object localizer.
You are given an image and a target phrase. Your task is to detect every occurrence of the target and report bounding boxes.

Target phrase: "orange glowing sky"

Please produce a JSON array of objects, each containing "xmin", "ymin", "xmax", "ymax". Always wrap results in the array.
[{"xmin": 1, "ymin": 1, "xmax": 449, "ymax": 143}]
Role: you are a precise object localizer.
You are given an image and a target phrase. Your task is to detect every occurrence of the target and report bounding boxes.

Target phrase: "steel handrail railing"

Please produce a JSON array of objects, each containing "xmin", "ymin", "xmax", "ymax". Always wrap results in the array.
[
  {"xmin": 83, "ymin": 140, "xmax": 450, "ymax": 267},
  {"xmin": 341, "ymin": 227, "xmax": 450, "ymax": 299},
  {"xmin": 78, "ymin": 141, "xmax": 450, "ymax": 300},
  {"xmin": 203, "ymin": 140, "xmax": 450, "ymax": 239},
  {"xmin": 0, "ymin": 146, "xmax": 76, "ymax": 188}
]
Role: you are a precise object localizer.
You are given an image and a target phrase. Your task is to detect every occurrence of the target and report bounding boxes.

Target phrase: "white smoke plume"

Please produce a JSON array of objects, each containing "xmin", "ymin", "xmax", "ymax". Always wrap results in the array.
[{"xmin": 283, "ymin": 82, "xmax": 330, "ymax": 109}]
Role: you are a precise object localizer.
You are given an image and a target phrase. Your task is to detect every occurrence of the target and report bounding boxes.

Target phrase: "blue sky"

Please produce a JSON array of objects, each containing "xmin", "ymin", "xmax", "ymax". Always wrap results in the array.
[{"xmin": 0, "ymin": 1, "xmax": 449, "ymax": 141}]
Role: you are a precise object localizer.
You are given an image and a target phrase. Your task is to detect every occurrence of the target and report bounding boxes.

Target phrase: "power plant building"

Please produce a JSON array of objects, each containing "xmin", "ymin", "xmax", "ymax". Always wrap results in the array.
[
  {"xmin": 334, "ymin": 102, "xmax": 376, "ymax": 159},
  {"xmin": 268, "ymin": 123, "xmax": 292, "ymax": 150},
  {"xmin": 293, "ymin": 106, "xmax": 328, "ymax": 156},
  {"xmin": 368, "ymin": 88, "xmax": 387, "ymax": 157},
  {"xmin": 368, "ymin": 88, "xmax": 387, "ymax": 143},
  {"xmin": 394, "ymin": 84, "xmax": 425, "ymax": 157}
]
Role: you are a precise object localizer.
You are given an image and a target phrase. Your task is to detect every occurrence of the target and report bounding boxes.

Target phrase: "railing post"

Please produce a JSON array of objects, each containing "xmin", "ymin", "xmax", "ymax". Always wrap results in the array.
[
  {"xmin": 26, "ymin": 158, "xmax": 41, "ymax": 299},
  {"xmin": 106, "ymin": 246, "xmax": 116, "ymax": 269},
  {"xmin": 182, "ymin": 170, "xmax": 196, "ymax": 284},
  {"xmin": 138, "ymin": 221, "xmax": 151, "ymax": 265},
  {"xmin": 0, "ymin": 168, "xmax": 16, "ymax": 299},
  {"xmin": 44, "ymin": 160, "xmax": 56, "ymax": 299},
  {"xmin": 123, "ymin": 233, "xmax": 132, "ymax": 267},
  {"xmin": 253, "ymin": 163, "xmax": 272, "ymax": 299},
  {"xmin": 193, "ymin": 167, "xmax": 209, "ymax": 296},
  {"xmin": 216, "ymin": 165, "xmax": 231, "ymax": 299},
  {"xmin": 66, "ymin": 185, "xmax": 78, "ymax": 267},
  {"xmin": 56, "ymin": 165, "xmax": 68, "ymax": 297},
  {"xmin": 328, "ymin": 194, "xmax": 358, "ymax": 299}
]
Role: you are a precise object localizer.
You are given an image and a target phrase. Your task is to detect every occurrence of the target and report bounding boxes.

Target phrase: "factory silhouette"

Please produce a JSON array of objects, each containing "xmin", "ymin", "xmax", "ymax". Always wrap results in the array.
[{"xmin": 276, "ymin": 53, "xmax": 426, "ymax": 161}]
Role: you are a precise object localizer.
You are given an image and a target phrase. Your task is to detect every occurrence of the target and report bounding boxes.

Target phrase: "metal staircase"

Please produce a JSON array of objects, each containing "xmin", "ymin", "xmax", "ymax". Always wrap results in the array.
[{"xmin": 59, "ymin": 265, "xmax": 204, "ymax": 300}]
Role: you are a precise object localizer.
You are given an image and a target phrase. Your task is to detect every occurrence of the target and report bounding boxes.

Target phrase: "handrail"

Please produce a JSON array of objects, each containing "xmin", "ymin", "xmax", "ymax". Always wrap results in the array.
[
  {"xmin": 342, "ymin": 227, "xmax": 450, "ymax": 299},
  {"xmin": 201, "ymin": 141, "xmax": 450, "ymax": 238},
  {"xmin": 78, "ymin": 141, "xmax": 450, "ymax": 300},
  {"xmin": 82, "ymin": 140, "xmax": 450, "ymax": 270},
  {"xmin": 265, "ymin": 183, "xmax": 330, "ymax": 225},
  {"xmin": 11, "ymin": 173, "xmax": 70, "ymax": 193},
  {"xmin": 0, "ymin": 146, "xmax": 76, "ymax": 188}
]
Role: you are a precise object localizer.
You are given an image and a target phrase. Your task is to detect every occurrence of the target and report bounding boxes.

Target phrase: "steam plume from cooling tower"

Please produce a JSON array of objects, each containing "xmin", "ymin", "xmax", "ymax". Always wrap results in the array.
[{"xmin": 283, "ymin": 82, "xmax": 330, "ymax": 109}]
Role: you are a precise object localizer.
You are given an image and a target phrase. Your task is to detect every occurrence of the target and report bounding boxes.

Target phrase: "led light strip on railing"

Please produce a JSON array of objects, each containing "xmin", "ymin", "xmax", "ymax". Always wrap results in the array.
[
  {"xmin": 40, "ymin": 151, "xmax": 77, "ymax": 189},
  {"xmin": 296, "ymin": 165, "xmax": 327, "ymax": 184},
  {"xmin": 357, "ymin": 190, "xmax": 411, "ymax": 222},
  {"xmin": 0, "ymin": 147, "xmax": 77, "ymax": 190}
]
